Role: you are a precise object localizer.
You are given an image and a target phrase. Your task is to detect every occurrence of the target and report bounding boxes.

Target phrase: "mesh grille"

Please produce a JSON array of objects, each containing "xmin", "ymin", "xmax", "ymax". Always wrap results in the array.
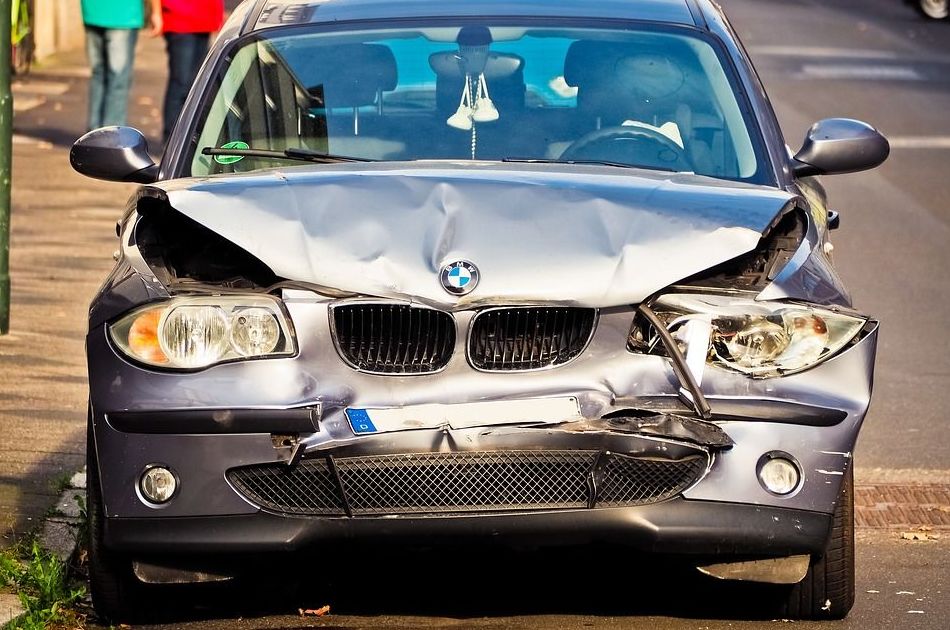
[
  {"xmin": 336, "ymin": 451, "xmax": 594, "ymax": 514},
  {"xmin": 228, "ymin": 450, "xmax": 708, "ymax": 516},
  {"xmin": 469, "ymin": 308, "xmax": 596, "ymax": 370},
  {"xmin": 227, "ymin": 458, "xmax": 345, "ymax": 515},
  {"xmin": 333, "ymin": 304, "xmax": 455, "ymax": 374},
  {"xmin": 597, "ymin": 454, "xmax": 708, "ymax": 506}
]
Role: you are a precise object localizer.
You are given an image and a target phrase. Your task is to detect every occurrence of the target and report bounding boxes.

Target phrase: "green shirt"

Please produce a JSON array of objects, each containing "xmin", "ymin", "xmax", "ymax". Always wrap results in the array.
[{"xmin": 81, "ymin": 0, "xmax": 145, "ymax": 29}]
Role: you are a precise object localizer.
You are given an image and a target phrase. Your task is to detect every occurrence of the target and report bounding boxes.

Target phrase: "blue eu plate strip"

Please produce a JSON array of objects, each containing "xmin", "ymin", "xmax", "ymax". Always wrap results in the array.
[{"xmin": 345, "ymin": 408, "xmax": 378, "ymax": 434}]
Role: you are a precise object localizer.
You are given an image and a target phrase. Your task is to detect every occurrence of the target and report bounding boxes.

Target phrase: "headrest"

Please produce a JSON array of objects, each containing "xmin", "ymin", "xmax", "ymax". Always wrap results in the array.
[
  {"xmin": 615, "ymin": 54, "xmax": 685, "ymax": 99},
  {"xmin": 301, "ymin": 43, "xmax": 397, "ymax": 108},
  {"xmin": 563, "ymin": 40, "xmax": 621, "ymax": 88},
  {"xmin": 565, "ymin": 41, "xmax": 687, "ymax": 99}
]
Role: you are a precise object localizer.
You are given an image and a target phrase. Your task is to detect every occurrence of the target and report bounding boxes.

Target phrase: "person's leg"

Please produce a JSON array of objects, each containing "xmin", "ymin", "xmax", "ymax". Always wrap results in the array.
[
  {"xmin": 85, "ymin": 26, "xmax": 107, "ymax": 130},
  {"xmin": 163, "ymin": 33, "xmax": 210, "ymax": 142},
  {"xmin": 101, "ymin": 28, "xmax": 139, "ymax": 127},
  {"xmin": 185, "ymin": 33, "xmax": 210, "ymax": 81},
  {"xmin": 163, "ymin": 33, "xmax": 189, "ymax": 142}
]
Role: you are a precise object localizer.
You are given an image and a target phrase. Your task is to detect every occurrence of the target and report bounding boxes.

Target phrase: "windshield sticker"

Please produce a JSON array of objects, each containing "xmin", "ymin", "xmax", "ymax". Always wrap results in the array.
[{"xmin": 214, "ymin": 141, "xmax": 250, "ymax": 165}]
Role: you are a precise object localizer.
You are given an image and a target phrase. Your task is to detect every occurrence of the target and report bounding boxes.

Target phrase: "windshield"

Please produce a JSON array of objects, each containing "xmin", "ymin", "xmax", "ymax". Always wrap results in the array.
[{"xmin": 189, "ymin": 21, "xmax": 768, "ymax": 182}]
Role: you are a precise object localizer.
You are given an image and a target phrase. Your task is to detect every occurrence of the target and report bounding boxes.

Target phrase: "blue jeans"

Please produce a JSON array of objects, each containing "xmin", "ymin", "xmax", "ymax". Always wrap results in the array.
[
  {"xmin": 163, "ymin": 32, "xmax": 210, "ymax": 142},
  {"xmin": 85, "ymin": 26, "xmax": 138, "ymax": 130}
]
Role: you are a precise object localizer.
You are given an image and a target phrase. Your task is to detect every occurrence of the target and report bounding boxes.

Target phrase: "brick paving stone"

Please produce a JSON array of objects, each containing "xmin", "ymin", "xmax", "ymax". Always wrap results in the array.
[{"xmin": 855, "ymin": 484, "xmax": 950, "ymax": 529}]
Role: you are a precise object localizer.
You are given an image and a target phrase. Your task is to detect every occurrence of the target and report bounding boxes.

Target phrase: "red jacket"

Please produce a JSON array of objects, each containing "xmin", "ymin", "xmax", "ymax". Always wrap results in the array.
[{"xmin": 162, "ymin": 0, "xmax": 224, "ymax": 34}]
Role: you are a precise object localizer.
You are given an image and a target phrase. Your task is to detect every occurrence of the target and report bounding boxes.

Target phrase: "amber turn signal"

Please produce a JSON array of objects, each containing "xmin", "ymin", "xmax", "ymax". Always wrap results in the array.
[{"xmin": 127, "ymin": 309, "xmax": 169, "ymax": 364}]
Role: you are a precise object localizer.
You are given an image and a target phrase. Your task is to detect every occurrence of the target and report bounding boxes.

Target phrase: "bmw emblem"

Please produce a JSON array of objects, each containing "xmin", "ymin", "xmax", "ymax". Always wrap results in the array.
[{"xmin": 440, "ymin": 260, "xmax": 479, "ymax": 295}]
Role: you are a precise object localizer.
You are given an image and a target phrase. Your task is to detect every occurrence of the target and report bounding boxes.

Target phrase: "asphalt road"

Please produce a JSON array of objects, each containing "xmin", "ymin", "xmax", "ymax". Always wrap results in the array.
[
  {"xmin": 720, "ymin": 0, "xmax": 950, "ymax": 475},
  {"xmin": 82, "ymin": 0, "xmax": 949, "ymax": 628}
]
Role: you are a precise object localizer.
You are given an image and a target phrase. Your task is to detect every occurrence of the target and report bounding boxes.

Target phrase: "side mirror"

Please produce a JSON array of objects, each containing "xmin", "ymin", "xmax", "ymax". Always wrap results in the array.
[
  {"xmin": 70, "ymin": 126, "xmax": 158, "ymax": 183},
  {"xmin": 792, "ymin": 118, "xmax": 889, "ymax": 177}
]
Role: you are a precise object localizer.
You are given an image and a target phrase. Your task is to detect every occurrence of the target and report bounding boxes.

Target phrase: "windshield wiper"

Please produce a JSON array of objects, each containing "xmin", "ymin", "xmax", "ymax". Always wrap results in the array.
[
  {"xmin": 201, "ymin": 146, "xmax": 374, "ymax": 164},
  {"xmin": 501, "ymin": 157, "xmax": 676, "ymax": 173}
]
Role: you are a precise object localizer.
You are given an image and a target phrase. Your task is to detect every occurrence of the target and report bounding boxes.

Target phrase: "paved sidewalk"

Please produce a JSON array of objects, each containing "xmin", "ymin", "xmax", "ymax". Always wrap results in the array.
[{"xmin": 0, "ymin": 33, "xmax": 168, "ymax": 548}]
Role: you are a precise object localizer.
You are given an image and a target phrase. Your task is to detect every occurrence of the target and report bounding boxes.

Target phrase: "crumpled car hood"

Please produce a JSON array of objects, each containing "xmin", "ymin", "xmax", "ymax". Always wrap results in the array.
[{"xmin": 156, "ymin": 163, "xmax": 794, "ymax": 308}]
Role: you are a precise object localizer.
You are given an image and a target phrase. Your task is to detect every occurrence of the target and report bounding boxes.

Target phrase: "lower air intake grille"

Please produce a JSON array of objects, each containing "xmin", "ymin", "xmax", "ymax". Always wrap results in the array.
[
  {"xmin": 332, "ymin": 303, "xmax": 455, "ymax": 374},
  {"xmin": 227, "ymin": 458, "xmax": 344, "ymax": 515},
  {"xmin": 597, "ymin": 454, "xmax": 709, "ymax": 506},
  {"xmin": 336, "ymin": 450, "xmax": 593, "ymax": 514},
  {"xmin": 469, "ymin": 307, "xmax": 596, "ymax": 370},
  {"xmin": 227, "ymin": 451, "xmax": 708, "ymax": 516}
]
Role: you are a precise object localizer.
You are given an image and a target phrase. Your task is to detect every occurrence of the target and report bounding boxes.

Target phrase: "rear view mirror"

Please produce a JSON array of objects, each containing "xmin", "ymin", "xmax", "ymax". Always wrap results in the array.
[
  {"xmin": 792, "ymin": 118, "xmax": 889, "ymax": 177},
  {"xmin": 70, "ymin": 126, "xmax": 158, "ymax": 183}
]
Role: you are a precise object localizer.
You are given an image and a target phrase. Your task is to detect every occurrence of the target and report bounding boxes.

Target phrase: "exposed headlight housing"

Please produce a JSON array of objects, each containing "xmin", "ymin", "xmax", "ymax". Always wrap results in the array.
[
  {"xmin": 110, "ymin": 296, "xmax": 296, "ymax": 369},
  {"xmin": 628, "ymin": 293, "xmax": 867, "ymax": 378}
]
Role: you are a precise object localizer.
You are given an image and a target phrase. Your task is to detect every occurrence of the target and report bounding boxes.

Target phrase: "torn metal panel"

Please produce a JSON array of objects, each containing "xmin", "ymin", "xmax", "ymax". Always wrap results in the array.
[
  {"xmin": 757, "ymin": 201, "xmax": 852, "ymax": 306},
  {"xmin": 154, "ymin": 163, "xmax": 793, "ymax": 308},
  {"xmin": 600, "ymin": 413, "xmax": 734, "ymax": 449},
  {"xmin": 758, "ymin": 237, "xmax": 852, "ymax": 306}
]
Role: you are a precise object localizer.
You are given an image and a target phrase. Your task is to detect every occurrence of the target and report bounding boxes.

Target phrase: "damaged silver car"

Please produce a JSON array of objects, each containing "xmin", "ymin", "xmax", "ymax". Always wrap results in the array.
[{"xmin": 70, "ymin": 0, "xmax": 887, "ymax": 622}]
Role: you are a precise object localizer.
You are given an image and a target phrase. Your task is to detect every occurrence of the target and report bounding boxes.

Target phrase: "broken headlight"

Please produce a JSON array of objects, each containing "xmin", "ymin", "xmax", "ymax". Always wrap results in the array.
[
  {"xmin": 628, "ymin": 293, "xmax": 866, "ymax": 378},
  {"xmin": 109, "ymin": 296, "xmax": 296, "ymax": 369}
]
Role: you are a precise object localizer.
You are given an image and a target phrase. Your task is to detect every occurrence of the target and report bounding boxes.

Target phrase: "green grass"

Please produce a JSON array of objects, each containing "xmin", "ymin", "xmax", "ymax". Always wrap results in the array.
[
  {"xmin": 49, "ymin": 473, "xmax": 75, "ymax": 496},
  {"xmin": 0, "ymin": 541, "xmax": 85, "ymax": 629}
]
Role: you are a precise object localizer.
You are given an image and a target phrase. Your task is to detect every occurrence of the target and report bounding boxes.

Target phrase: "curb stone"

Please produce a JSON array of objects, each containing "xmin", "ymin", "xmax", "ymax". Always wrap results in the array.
[
  {"xmin": 0, "ymin": 470, "xmax": 87, "ymax": 627},
  {"xmin": 0, "ymin": 593, "xmax": 26, "ymax": 627},
  {"xmin": 40, "ymin": 471, "xmax": 86, "ymax": 565}
]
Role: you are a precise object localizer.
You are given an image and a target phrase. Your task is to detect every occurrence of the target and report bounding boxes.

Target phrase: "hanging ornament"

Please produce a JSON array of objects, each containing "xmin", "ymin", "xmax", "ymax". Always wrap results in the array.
[
  {"xmin": 472, "ymin": 73, "xmax": 499, "ymax": 123},
  {"xmin": 447, "ymin": 75, "xmax": 474, "ymax": 130}
]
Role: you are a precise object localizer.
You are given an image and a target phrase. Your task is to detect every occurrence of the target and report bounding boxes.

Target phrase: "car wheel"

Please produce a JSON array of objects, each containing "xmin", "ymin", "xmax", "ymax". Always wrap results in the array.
[
  {"xmin": 779, "ymin": 466, "xmax": 855, "ymax": 619},
  {"xmin": 87, "ymin": 417, "xmax": 143, "ymax": 624},
  {"xmin": 919, "ymin": 0, "xmax": 949, "ymax": 19}
]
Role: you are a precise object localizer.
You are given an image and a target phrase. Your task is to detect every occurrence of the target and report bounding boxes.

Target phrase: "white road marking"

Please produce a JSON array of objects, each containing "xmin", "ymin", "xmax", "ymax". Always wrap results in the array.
[
  {"xmin": 751, "ymin": 45, "xmax": 899, "ymax": 60},
  {"xmin": 798, "ymin": 64, "xmax": 922, "ymax": 80},
  {"xmin": 888, "ymin": 136, "xmax": 950, "ymax": 149}
]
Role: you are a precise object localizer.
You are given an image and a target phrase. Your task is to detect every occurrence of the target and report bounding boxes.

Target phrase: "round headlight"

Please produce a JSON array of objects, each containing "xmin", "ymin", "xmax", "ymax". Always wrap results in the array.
[
  {"xmin": 723, "ymin": 317, "xmax": 790, "ymax": 367},
  {"xmin": 159, "ymin": 306, "xmax": 229, "ymax": 368},
  {"xmin": 230, "ymin": 308, "xmax": 280, "ymax": 356},
  {"xmin": 758, "ymin": 456, "xmax": 801, "ymax": 495},
  {"xmin": 776, "ymin": 311, "xmax": 830, "ymax": 369},
  {"xmin": 139, "ymin": 466, "xmax": 177, "ymax": 504}
]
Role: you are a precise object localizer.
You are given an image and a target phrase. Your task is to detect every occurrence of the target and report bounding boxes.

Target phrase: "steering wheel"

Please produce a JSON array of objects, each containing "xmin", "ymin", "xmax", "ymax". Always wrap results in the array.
[{"xmin": 560, "ymin": 126, "xmax": 691, "ymax": 171}]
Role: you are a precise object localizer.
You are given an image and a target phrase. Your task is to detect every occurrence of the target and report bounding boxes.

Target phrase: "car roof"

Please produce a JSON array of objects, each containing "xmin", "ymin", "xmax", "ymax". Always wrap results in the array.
[{"xmin": 244, "ymin": 0, "xmax": 705, "ymax": 32}]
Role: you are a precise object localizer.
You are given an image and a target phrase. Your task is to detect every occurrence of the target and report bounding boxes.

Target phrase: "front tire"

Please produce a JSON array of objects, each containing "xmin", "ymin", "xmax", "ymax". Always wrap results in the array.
[
  {"xmin": 87, "ymin": 418, "xmax": 143, "ymax": 624},
  {"xmin": 780, "ymin": 466, "xmax": 855, "ymax": 619}
]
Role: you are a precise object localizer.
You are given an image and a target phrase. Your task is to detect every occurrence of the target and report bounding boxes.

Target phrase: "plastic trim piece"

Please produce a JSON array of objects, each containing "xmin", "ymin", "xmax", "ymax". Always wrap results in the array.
[
  {"xmin": 103, "ymin": 499, "xmax": 833, "ymax": 557},
  {"xmin": 107, "ymin": 408, "xmax": 320, "ymax": 434}
]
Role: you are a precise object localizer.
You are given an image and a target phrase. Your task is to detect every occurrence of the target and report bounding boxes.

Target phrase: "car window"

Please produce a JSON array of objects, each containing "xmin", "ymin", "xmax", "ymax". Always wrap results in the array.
[{"xmin": 190, "ymin": 23, "xmax": 767, "ymax": 183}]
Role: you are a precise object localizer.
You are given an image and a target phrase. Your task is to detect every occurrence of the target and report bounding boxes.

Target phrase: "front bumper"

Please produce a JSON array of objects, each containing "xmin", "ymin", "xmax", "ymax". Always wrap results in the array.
[
  {"xmin": 104, "ymin": 499, "xmax": 832, "ymax": 558},
  {"xmin": 87, "ymin": 293, "xmax": 877, "ymax": 560}
]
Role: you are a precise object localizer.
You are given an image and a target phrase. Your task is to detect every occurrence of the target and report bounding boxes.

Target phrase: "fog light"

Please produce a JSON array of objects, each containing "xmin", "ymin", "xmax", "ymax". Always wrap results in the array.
[
  {"xmin": 758, "ymin": 456, "xmax": 800, "ymax": 495},
  {"xmin": 139, "ymin": 466, "xmax": 177, "ymax": 504}
]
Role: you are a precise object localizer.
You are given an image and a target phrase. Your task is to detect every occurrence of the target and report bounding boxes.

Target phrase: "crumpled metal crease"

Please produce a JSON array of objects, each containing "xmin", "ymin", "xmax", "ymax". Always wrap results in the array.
[
  {"xmin": 602, "ymin": 413, "xmax": 735, "ymax": 448},
  {"xmin": 158, "ymin": 163, "xmax": 795, "ymax": 308}
]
